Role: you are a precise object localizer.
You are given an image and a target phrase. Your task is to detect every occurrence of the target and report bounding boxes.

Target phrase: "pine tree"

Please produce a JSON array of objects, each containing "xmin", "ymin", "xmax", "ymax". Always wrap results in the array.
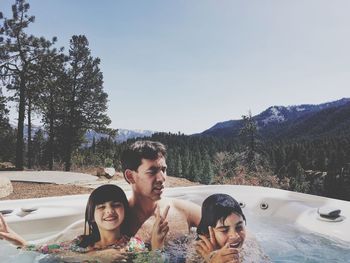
[
  {"xmin": 314, "ymin": 148, "xmax": 327, "ymax": 171},
  {"xmin": 274, "ymin": 146, "xmax": 286, "ymax": 172},
  {"xmin": 181, "ymin": 148, "xmax": 191, "ymax": 179},
  {"xmin": 277, "ymin": 165, "xmax": 287, "ymax": 179},
  {"xmin": 58, "ymin": 35, "xmax": 111, "ymax": 171},
  {"xmin": 193, "ymin": 149, "xmax": 203, "ymax": 182},
  {"xmin": 34, "ymin": 46, "xmax": 66, "ymax": 169},
  {"xmin": 287, "ymin": 160, "xmax": 309, "ymax": 193},
  {"xmin": 0, "ymin": 0, "xmax": 56, "ymax": 169},
  {"xmin": 166, "ymin": 148, "xmax": 175, "ymax": 176},
  {"xmin": 0, "ymin": 89, "xmax": 15, "ymax": 162},
  {"xmin": 175, "ymin": 153, "xmax": 183, "ymax": 178},
  {"xmin": 239, "ymin": 110, "xmax": 258, "ymax": 171},
  {"xmin": 31, "ymin": 128, "xmax": 46, "ymax": 167},
  {"xmin": 201, "ymin": 152, "xmax": 214, "ymax": 184},
  {"xmin": 189, "ymin": 161, "xmax": 199, "ymax": 182}
]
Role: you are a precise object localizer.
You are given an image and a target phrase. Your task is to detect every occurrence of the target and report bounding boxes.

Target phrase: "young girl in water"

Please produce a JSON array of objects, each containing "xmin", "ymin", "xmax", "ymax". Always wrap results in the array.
[
  {"xmin": 194, "ymin": 193, "xmax": 247, "ymax": 263},
  {"xmin": 0, "ymin": 184, "xmax": 169, "ymax": 257}
]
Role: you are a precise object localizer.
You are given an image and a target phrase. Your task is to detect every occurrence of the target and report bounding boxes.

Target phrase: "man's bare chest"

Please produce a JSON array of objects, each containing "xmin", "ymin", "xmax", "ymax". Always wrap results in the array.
[{"xmin": 135, "ymin": 209, "xmax": 190, "ymax": 243}]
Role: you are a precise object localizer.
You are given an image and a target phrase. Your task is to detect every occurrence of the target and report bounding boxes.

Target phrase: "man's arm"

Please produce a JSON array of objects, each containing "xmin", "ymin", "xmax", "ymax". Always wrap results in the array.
[{"xmin": 173, "ymin": 199, "xmax": 201, "ymax": 228}]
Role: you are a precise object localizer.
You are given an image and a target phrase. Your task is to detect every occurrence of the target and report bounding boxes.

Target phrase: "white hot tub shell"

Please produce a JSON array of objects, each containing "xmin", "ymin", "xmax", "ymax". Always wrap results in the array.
[{"xmin": 0, "ymin": 185, "xmax": 349, "ymax": 244}]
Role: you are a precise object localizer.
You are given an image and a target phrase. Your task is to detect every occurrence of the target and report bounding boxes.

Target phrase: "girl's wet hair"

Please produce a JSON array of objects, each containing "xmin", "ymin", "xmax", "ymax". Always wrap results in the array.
[
  {"xmin": 197, "ymin": 193, "xmax": 246, "ymax": 236},
  {"xmin": 79, "ymin": 184, "xmax": 130, "ymax": 247}
]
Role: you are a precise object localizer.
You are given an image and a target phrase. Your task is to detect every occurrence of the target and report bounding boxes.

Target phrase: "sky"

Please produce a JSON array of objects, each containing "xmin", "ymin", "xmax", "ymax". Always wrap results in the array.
[{"xmin": 1, "ymin": 0, "xmax": 350, "ymax": 134}]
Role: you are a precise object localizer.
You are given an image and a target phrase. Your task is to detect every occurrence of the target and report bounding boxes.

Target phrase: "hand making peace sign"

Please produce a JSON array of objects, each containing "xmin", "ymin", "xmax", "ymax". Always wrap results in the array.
[{"xmin": 151, "ymin": 204, "xmax": 170, "ymax": 250}]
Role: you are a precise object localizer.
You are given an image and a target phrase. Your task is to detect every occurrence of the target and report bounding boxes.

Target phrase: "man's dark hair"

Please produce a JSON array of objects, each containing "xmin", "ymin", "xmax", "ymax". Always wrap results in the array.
[{"xmin": 121, "ymin": 140, "xmax": 167, "ymax": 173}]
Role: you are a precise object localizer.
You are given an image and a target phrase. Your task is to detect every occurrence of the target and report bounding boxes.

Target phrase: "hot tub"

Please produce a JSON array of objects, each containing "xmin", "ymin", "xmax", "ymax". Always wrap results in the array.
[
  {"xmin": 0, "ymin": 194, "xmax": 88, "ymax": 242},
  {"xmin": 0, "ymin": 185, "xmax": 349, "ymax": 262},
  {"xmin": 164, "ymin": 185, "xmax": 350, "ymax": 243}
]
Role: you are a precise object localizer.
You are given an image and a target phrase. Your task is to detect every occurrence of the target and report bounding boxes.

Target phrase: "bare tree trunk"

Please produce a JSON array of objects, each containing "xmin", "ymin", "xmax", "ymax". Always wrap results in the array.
[
  {"xmin": 15, "ymin": 77, "xmax": 25, "ymax": 170},
  {"xmin": 64, "ymin": 129, "xmax": 72, "ymax": 171},
  {"xmin": 64, "ymin": 85, "xmax": 76, "ymax": 172},
  {"xmin": 27, "ymin": 96, "xmax": 32, "ymax": 169},
  {"xmin": 48, "ymin": 93, "xmax": 54, "ymax": 170}
]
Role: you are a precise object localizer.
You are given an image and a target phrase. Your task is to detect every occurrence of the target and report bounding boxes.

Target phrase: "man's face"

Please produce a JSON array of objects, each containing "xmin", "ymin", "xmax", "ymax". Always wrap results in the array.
[{"xmin": 132, "ymin": 156, "xmax": 167, "ymax": 201}]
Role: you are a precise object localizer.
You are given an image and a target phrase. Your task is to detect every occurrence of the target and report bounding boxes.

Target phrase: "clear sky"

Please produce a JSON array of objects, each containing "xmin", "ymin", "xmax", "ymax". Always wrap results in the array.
[{"xmin": 1, "ymin": 0, "xmax": 350, "ymax": 134}]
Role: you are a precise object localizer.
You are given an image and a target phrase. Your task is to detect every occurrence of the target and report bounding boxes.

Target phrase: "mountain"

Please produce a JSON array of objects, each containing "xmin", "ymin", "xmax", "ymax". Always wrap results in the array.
[
  {"xmin": 11, "ymin": 122, "xmax": 155, "ymax": 144},
  {"xmin": 262, "ymin": 101, "xmax": 350, "ymax": 139},
  {"xmin": 10, "ymin": 121, "xmax": 44, "ymax": 139},
  {"xmin": 201, "ymin": 98, "xmax": 350, "ymax": 140},
  {"xmin": 85, "ymin": 128, "xmax": 155, "ymax": 145}
]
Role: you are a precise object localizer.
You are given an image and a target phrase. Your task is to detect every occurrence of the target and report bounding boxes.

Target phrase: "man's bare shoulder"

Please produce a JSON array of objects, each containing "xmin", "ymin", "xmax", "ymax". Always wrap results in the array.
[
  {"xmin": 173, "ymin": 198, "xmax": 200, "ymax": 211},
  {"xmin": 158, "ymin": 197, "xmax": 200, "ymax": 210},
  {"xmin": 159, "ymin": 197, "xmax": 201, "ymax": 227}
]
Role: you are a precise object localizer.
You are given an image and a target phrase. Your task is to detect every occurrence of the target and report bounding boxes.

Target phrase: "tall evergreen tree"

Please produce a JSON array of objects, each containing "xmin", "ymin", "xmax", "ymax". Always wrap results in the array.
[
  {"xmin": 60, "ymin": 35, "xmax": 111, "ymax": 171},
  {"xmin": 31, "ymin": 128, "xmax": 46, "ymax": 167},
  {"xmin": 35, "ymin": 47, "xmax": 66, "ymax": 170},
  {"xmin": 181, "ymin": 148, "xmax": 191, "ymax": 179},
  {"xmin": 189, "ymin": 161, "xmax": 199, "ymax": 182},
  {"xmin": 201, "ymin": 152, "xmax": 214, "ymax": 184},
  {"xmin": 166, "ymin": 148, "xmax": 175, "ymax": 176},
  {"xmin": 0, "ymin": 0, "xmax": 56, "ymax": 169},
  {"xmin": 240, "ymin": 110, "xmax": 258, "ymax": 171},
  {"xmin": 274, "ymin": 146, "xmax": 286, "ymax": 172},
  {"xmin": 175, "ymin": 153, "xmax": 183, "ymax": 178},
  {"xmin": 0, "ymin": 89, "xmax": 15, "ymax": 161},
  {"xmin": 287, "ymin": 160, "xmax": 309, "ymax": 193}
]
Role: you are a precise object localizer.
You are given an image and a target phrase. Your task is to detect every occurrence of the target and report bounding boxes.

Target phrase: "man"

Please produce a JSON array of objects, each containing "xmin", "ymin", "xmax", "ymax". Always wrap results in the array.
[
  {"xmin": 121, "ymin": 144, "xmax": 266, "ymax": 262},
  {"xmin": 121, "ymin": 140, "xmax": 201, "ymax": 242}
]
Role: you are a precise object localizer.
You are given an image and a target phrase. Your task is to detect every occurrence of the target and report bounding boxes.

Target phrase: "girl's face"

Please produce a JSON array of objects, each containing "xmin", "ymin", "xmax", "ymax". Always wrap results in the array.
[
  {"xmin": 213, "ymin": 212, "xmax": 246, "ymax": 249},
  {"xmin": 94, "ymin": 201, "xmax": 125, "ymax": 232}
]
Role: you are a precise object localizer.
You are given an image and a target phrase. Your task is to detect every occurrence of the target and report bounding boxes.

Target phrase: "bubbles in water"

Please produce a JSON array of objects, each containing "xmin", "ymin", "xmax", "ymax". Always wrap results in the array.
[{"xmin": 247, "ymin": 214, "xmax": 350, "ymax": 263}]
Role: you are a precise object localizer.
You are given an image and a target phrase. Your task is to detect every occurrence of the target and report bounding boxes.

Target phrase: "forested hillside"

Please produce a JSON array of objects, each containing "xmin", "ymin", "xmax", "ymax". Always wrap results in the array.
[{"xmin": 68, "ymin": 109, "xmax": 350, "ymax": 201}]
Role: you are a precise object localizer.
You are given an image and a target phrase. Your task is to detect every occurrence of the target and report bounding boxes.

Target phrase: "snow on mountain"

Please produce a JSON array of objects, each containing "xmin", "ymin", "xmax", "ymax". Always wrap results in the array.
[
  {"xmin": 202, "ymin": 97, "xmax": 350, "ymax": 135},
  {"xmin": 115, "ymin": 129, "xmax": 155, "ymax": 143},
  {"xmin": 296, "ymin": 107, "xmax": 306, "ymax": 112},
  {"xmin": 262, "ymin": 107, "xmax": 285, "ymax": 125},
  {"xmin": 11, "ymin": 122, "xmax": 155, "ymax": 145},
  {"xmin": 258, "ymin": 98, "xmax": 350, "ymax": 127},
  {"xmin": 84, "ymin": 128, "xmax": 156, "ymax": 146}
]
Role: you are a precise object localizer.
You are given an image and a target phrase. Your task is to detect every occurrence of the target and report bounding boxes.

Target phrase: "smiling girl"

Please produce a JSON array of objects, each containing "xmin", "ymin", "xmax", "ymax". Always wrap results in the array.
[
  {"xmin": 0, "ymin": 184, "xmax": 169, "ymax": 258},
  {"xmin": 194, "ymin": 193, "xmax": 246, "ymax": 263}
]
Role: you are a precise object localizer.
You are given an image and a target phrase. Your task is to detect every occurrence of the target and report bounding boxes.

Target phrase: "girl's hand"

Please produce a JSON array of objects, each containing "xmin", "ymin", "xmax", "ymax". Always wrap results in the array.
[
  {"xmin": 151, "ymin": 204, "xmax": 170, "ymax": 250},
  {"xmin": 0, "ymin": 213, "xmax": 27, "ymax": 247},
  {"xmin": 209, "ymin": 243, "xmax": 241, "ymax": 263},
  {"xmin": 195, "ymin": 226, "xmax": 218, "ymax": 261}
]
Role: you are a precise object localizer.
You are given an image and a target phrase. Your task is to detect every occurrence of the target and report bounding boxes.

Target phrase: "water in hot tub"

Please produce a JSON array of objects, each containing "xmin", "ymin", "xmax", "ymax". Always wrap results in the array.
[
  {"xmin": 246, "ymin": 211, "xmax": 350, "ymax": 263},
  {"xmin": 2, "ymin": 212, "xmax": 349, "ymax": 262}
]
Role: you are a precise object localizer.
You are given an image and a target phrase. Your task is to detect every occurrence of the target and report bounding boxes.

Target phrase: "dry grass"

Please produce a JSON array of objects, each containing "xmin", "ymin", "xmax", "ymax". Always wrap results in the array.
[
  {"xmin": 0, "ymin": 176, "xmax": 200, "ymax": 200},
  {"xmin": 0, "ymin": 182, "xmax": 93, "ymax": 200}
]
